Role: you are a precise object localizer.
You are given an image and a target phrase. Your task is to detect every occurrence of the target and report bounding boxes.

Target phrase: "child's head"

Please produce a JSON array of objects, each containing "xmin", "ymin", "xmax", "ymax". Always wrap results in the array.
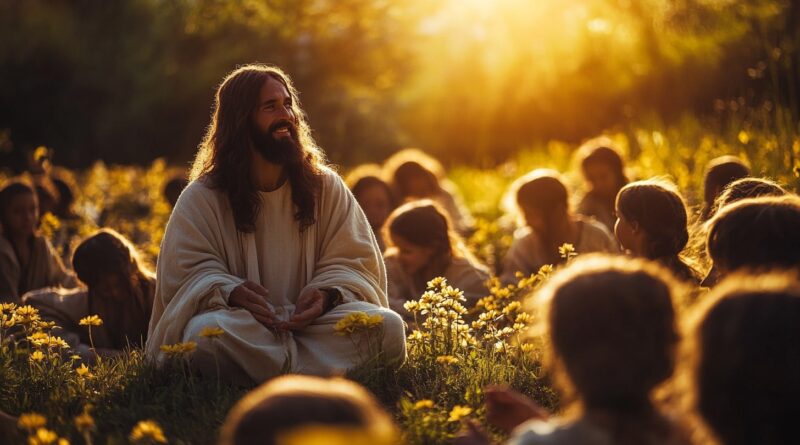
[
  {"xmin": 384, "ymin": 200, "xmax": 456, "ymax": 274},
  {"xmin": 219, "ymin": 375, "xmax": 399, "ymax": 445},
  {"xmin": 688, "ymin": 272, "xmax": 800, "ymax": 445},
  {"xmin": 577, "ymin": 138, "xmax": 628, "ymax": 199},
  {"xmin": 514, "ymin": 169, "xmax": 570, "ymax": 235},
  {"xmin": 383, "ymin": 148, "xmax": 445, "ymax": 200},
  {"xmin": 706, "ymin": 195, "xmax": 800, "ymax": 277},
  {"xmin": 536, "ymin": 255, "xmax": 679, "ymax": 410},
  {"xmin": 712, "ymin": 177, "xmax": 786, "ymax": 215},
  {"xmin": 702, "ymin": 156, "xmax": 749, "ymax": 218},
  {"xmin": 615, "ymin": 179, "xmax": 689, "ymax": 260},
  {"xmin": 72, "ymin": 229, "xmax": 151, "ymax": 296},
  {"xmin": 346, "ymin": 164, "xmax": 395, "ymax": 231},
  {"xmin": 0, "ymin": 180, "xmax": 38, "ymax": 239}
]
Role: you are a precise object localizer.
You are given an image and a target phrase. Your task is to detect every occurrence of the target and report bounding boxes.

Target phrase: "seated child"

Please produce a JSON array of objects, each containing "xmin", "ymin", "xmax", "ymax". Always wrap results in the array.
[
  {"xmin": 383, "ymin": 200, "xmax": 489, "ymax": 319},
  {"xmin": 346, "ymin": 164, "xmax": 396, "ymax": 251},
  {"xmin": 500, "ymin": 170, "xmax": 616, "ymax": 284},
  {"xmin": 575, "ymin": 138, "xmax": 628, "ymax": 232},
  {"xmin": 0, "ymin": 180, "xmax": 76, "ymax": 303},
  {"xmin": 614, "ymin": 179, "xmax": 700, "ymax": 283},
  {"xmin": 23, "ymin": 229, "xmax": 155, "ymax": 360}
]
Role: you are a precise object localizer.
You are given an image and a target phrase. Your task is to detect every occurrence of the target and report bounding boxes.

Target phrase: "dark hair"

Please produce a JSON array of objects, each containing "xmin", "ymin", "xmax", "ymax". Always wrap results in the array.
[
  {"xmin": 190, "ymin": 64, "xmax": 325, "ymax": 232},
  {"xmin": 701, "ymin": 156, "xmax": 749, "ymax": 220},
  {"xmin": 534, "ymin": 255, "xmax": 681, "ymax": 443},
  {"xmin": 712, "ymin": 177, "xmax": 786, "ymax": 215},
  {"xmin": 383, "ymin": 148, "xmax": 446, "ymax": 201},
  {"xmin": 347, "ymin": 165, "xmax": 396, "ymax": 209},
  {"xmin": 72, "ymin": 229, "xmax": 154, "ymax": 348},
  {"xmin": 616, "ymin": 179, "xmax": 697, "ymax": 282},
  {"xmin": 163, "ymin": 174, "xmax": 189, "ymax": 208},
  {"xmin": 706, "ymin": 195, "xmax": 800, "ymax": 274},
  {"xmin": 0, "ymin": 180, "xmax": 37, "ymax": 233},
  {"xmin": 692, "ymin": 273, "xmax": 800, "ymax": 445},
  {"xmin": 514, "ymin": 169, "xmax": 573, "ymax": 266},
  {"xmin": 385, "ymin": 200, "xmax": 455, "ymax": 258},
  {"xmin": 219, "ymin": 375, "xmax": 399, "ymax": 445},
  {"xmin": 578, "ymin": 138, "xmax": 628, "ymax": 189}
]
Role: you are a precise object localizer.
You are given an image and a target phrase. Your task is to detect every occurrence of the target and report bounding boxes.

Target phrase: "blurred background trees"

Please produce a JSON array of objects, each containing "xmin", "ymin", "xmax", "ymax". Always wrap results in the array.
[{"xmin": 0, "ymin": 0, "xmax": 796, "ymax": 169}]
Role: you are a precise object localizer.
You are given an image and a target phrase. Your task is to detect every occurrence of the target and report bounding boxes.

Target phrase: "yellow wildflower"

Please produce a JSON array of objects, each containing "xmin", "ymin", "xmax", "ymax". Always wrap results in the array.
[
  {"xmin": 333, "ymin": 312, "xmax": 383, "ymax": 336},
  {"xmin": 14, "ymin": 305, "xmax": 40, "ymax": 324},
  {"xmin": 198, "ymin": 327, "xmax": 225, "ymax": 338},
  {"xmin": 17, "ymin": 412, "xmax": 47, "ymax": 431},
  {"xmin": 447, "ymin": 405, "xmax": 472, "ymax": 422},
  {"xmin": 0, "ymin": 302, "xmax": 16, "ymax": 314},
  {"xmin": 70, "ymin": 355, "xmax": 81, "ymax": 361},
  {"xmin": 79, "ymin": 315, "xmax": 103, "ymax": 327},
  {"xmin": 30, "ymin": 351, "xmax": 45, "ymax": 362},
  {"xmin": 27, "ymin": 428, "xmax": 59, "ymax": 445},
  {"xmin": 129, "ymin": 420, "xmax": 167, "ymax": 444},
  {"xmin": 160, "ymin": 341, "xmax": 197, "ymax": 357},
  {"xmin": 76, "ymin": 364, "xmax": 93, "ymax": 378},
  {"xmin": 435, "ymin": 355, "xmax": 459, "ymax": 365},
  {"xmin": 413, "ymin": 399, "xmax": 435, "ymax": 410}
]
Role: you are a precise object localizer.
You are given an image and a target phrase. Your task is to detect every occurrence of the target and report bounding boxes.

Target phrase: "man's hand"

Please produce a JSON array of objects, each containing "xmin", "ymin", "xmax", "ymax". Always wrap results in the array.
[
  {"xmin": 484, "ymin": 386, "xmax": 548, "ymax": 433},
  {"xmin": 282, "ymin": 287, "xmax": 328, "ymax": 331},
  {"xmin": 229, "ymin": 281, "xmax": 277, "ymax": 329}
]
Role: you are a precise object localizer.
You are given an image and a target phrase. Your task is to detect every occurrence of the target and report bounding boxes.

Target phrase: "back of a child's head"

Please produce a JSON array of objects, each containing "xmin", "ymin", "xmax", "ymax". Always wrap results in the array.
[
  {"xmin": 689, "ymin": 272, "xmax": 800, "ymax": 445},
  {"xmin": 712, "ymin": 177, "xmax": 786, "ymax": 214},
  {"xmin": 515, "ymin": 169, "xmax": 569, "ymax": 215},
  {"xmin": 536, "ymin": 255, "xmax": 679, "ymax": 410},
  {"xmin": 702, "ymin": 156, "xmax": 749, "ymax": 211},
  {"xmin": 72, "ymin": 229, "xmax": 149, "ymax": 288},
  {"xmin": 616, "ymin": 179, "xmax": 689, "ymax": 261},
  {"xmin": 385, "ymin": 200, "xmax": 454, "ymax": 256},
  {"xmin": 219, "ymin": 375, "xmax": 399, "ymax": 445},
  {"xmin": 706, "ymin": 195, "xmax": 800, "ymax": 274}
]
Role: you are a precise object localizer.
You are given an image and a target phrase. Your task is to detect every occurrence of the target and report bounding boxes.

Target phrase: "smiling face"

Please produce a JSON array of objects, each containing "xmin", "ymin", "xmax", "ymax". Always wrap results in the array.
[
  {"xmin": 250, "ymin": 76, "xmax": 302, "ymax": 165},
  {"xmin": 391, "ymin": 233, "xmax": 436, "ymax": 274}
]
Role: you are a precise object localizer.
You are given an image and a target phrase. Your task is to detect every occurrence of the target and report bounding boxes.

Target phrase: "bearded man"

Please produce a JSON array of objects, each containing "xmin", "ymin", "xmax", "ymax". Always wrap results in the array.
[{"xmin": 145, "ymin": 64, "xmax": 405, "ymax": 383}]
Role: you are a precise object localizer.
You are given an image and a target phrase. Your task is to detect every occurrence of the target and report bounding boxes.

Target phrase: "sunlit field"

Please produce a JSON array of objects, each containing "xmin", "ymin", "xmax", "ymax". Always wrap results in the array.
[{"xmin": 1, "ymin": 0, "xmax": 798, "ymax": 443}]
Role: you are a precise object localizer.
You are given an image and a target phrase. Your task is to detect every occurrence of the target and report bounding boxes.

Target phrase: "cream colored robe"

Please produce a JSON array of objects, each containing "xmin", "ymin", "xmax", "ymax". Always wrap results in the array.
[
  {"xmin": 384, "ymin": 251, "xmax": 490, "ymax": 320},
  {"xmin": 146, "ymin": 167, "xmax": 405, "ymax": 383},
  {"xmin": 0, "ymin": 235, "xmax": 76, "ymax": 303},
  {"xmin": 500, "ymin": 218, "xmax": 619, "ymax": 284}
]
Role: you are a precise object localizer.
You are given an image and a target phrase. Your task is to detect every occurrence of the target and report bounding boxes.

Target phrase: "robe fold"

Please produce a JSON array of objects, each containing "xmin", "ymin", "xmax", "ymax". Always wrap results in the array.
[{"xmin": 146, "ymin": 167, "xmax": 405, "ymax": 382}]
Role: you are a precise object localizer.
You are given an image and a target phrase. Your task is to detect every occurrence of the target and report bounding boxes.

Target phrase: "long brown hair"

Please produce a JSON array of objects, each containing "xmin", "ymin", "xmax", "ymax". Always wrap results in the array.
[
  {"xmin": 616, "ymin": 179, "xmax": 698, "ymax": 282},
  {"xmin": 514, "ymin": 169, "xmax": 572, "ymax": 266},
  {"xmin": 190, "ymin": 64, "xmax": 326, "ymax": 232}
]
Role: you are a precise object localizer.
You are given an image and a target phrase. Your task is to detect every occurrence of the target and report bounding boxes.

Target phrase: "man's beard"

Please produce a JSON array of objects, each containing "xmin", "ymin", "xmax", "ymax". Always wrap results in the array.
[{"xmin": 251, "ymin": 120, "xmax": 304, "ymax": 166}]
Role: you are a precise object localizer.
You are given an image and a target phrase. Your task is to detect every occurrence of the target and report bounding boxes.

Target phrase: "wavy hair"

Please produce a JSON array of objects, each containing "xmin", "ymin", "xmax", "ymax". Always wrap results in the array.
[{"xmin": 190, "ymin": 64, "xmax": 326, "ymax": 232}]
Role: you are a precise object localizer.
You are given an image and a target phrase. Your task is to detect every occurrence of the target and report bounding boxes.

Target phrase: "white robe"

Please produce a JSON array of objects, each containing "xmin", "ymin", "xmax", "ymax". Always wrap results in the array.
[{"xmin": 145, "ymin": 167, "xmax": 405, "ymax": 383}]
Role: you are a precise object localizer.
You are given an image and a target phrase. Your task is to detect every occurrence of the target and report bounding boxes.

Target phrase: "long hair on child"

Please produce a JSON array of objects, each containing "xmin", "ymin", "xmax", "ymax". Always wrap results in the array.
[
  {"xmin": 616, "ymin": 179, "xmax": 698, "ymax": 282},
  {"xmin": 577, "ymin": 137, "xmax": 628, "ymax": 191},
  {"xmin": 0, "ymin": 179, "xmax": 38, "ymax": 237},
  {"xmin": 72, "ymin": 228, "xmax": 154, "ymax": 348},
  {"xmin": 683, "ymin": 272, "xmax": 800, "ymax": 445},
  {"xmin": 701, "ymin": 156, "xmax": 750, "ymax": 220},
  {"xmin": 382, "ymin": 148, "xmax": 447, "ymax": 200},
  {"xmin": 530, "ymin": 254, "xmax": 683, "ymax": 444}
]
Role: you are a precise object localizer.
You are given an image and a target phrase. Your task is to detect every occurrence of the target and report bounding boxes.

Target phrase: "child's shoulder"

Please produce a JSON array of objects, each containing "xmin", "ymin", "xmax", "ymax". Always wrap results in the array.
[{"xmin": 509, "ymin": 418, "xmax": 610, "ymax": 445}]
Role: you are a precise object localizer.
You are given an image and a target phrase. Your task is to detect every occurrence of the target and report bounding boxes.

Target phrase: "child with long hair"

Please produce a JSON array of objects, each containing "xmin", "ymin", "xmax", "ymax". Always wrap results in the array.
[
  {"xmin": 0, "ymin": 180, "xmax": 75, "ymax": 302},
  {"xmin": 383, "ymin": 148, "xmax": 474, "ymax": 234},
  {"xmin": 457, "ymin": 255, "xmax": 690, "ymax": 445},
  {"xmin": 703, "ymin": 195, "xmax": 800, "ymax": 286},
  {"xmin": 23, "ymin": 229, "xmax": 155, "ymax": 360},
  {"xmin": 686, "ymin": 272, "xmax": 800, "ymax": 444},
  {"xmin": 500, "ymin": 170, "xmax": 616, "ymax": 284},
  {"xmin": 383, "ymin": 200, "xmax": 489, "ymax": 318},
  {"xmin": 346, "ymin": 164, "xmax": 396, "ymax": 251},
  {"xmin": 575, "ymin": 138, "xmax": 628, "ymax": 232},
  {"xmin": 219, "ymin": 375, "xmax": 401, "ymax": 445},
  {"xmin": 699, "ymin": 156, "xmax": 749, "ymax": 220},
  {"xmin": 614, "ymin": 179, "xmax": 700, "ymax": 283}
]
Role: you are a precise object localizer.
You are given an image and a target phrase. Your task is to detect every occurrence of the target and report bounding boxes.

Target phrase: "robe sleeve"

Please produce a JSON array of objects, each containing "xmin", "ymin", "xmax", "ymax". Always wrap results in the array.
[
  {"xmin": 302, "ymin": 169, "xmax": 389, "ymax": 308},
  {"xmin": 145, "ymin": 181, "xmax": 246, "ymax": 358}
]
